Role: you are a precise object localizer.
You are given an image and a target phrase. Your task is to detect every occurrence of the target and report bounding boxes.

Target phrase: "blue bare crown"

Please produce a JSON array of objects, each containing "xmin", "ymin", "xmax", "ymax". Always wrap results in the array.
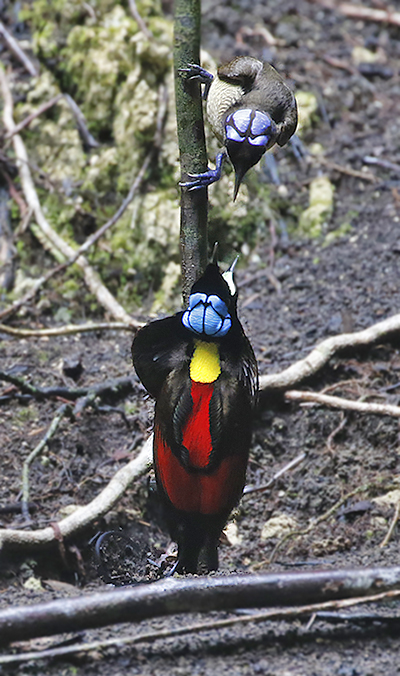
[
  {"xmin": 225, "ymin": 109, "xmax": 276, "ymax": 147},
  {"xmin": 182, "ymin": 292, "xmax": 232, "ymax": 337}
]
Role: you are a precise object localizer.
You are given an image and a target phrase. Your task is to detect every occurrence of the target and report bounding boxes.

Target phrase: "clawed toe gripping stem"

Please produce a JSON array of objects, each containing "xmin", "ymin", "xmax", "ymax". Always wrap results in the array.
[{"xmin": 179, "ymin": 151, "xmax": 227, "ymax": 191}]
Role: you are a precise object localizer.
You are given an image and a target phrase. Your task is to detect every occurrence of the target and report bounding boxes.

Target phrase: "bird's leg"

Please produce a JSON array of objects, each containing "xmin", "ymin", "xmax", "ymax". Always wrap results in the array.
[
  {"xmin": 179, "ymin": 151, "xmax": 227, "ymax": 191},
  {"xmin": 178, "ymin": 63, "xmax": 214, "ymax": 100}
]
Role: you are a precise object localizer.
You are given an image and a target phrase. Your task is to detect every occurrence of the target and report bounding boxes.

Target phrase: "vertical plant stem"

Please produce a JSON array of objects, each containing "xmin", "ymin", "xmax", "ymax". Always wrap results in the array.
[{"xmin": 174, "ymin": 0, "xmax": 208, "ymax": 305}]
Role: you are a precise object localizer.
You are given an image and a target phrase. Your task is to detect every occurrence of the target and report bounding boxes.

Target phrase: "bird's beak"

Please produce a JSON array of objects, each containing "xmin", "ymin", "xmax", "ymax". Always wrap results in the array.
[{"xmin": 233, "ymin": 167, "xmax": 247, "ymax": 201}]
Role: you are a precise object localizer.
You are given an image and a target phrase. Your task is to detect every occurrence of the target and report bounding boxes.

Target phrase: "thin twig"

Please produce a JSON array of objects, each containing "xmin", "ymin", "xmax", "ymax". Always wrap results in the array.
[
  {"xmin": 316, "ymin": 156, "xmax": 377, "ymax": 182},
  {"xmin": 128, "ymin": 0, "xmax": 154, "ymax": 39},
  {"xmin": 259, "ymin": 313, "xmax": 400, "ymax": 391},
  {"xmin": 265, "ymin": 478, "xmax": 399, "ymax": 564},
  {"xmin": 4, "ymin": 95, "xmax": 63, "ymax": 140},
  {"xmin": 0, "ymin": 435, "xmax": 153, "ymax": 550},
  {"xmin": 0, "ymin": 321, "xmax": 140, "ymax": 337},
  {"xmin": 243, "ymin": 452, "xmax": 307, "ymax": 496},
  {"xmin": 0, "ymin": 85, "xmax": 168, "ymax": 323},
  {"xmin": 285, "ymin": 390, "xmax": 400, "ymax": 418},
  {"xmin": 0, "ymin": 21, "xmax": 38, "ymax": 76},
  {"xmin": 22, "ymin": 404, "xmax": 71, "ymax": 519},
  {"xmin": 0, "ymin": 68, "xmax": 132, "ymax": 323},
  {"xmin": 338, "ymin": 3, "xmax": 400, "ymax": 27},
  {"xmin": 380, "ymin": 499, "xmax": 400, "ymax": 548},
  {"xmin": 2, "ymin": 588, "xmax": 400, "ymax": 665}
]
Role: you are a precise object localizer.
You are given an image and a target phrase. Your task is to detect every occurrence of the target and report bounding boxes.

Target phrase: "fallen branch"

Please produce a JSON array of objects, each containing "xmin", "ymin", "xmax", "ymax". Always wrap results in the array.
[
  {"xmin": 0, "ymin": 68, "xmax": 132, "ymax": 323},
  {"xmin": 338, "ymin": 3, "xmax": 400, "ymax": 27},
  {"xmin": 259, "ymin": 313, "xmax": 400, "ymax": 391},
  {"xmin": 0, "ymin": 21, "xmax": 38, "ymax": 76},
  {"xmin": 0, "ymin": 320, "xmax": 139, "ymax": 337},
  {"xmin": 0, "ymin": 372, "xmax": 137, "ymax": 403},
  {"xmin": 1, "ymin": 588, "xmax": 399, "ymax": 664},
  {"xmin": 0, "ymin": 435, "xmax": 153, "ymax": 550},
  {"xmin": 0, "ymin": 566, "xmax": 400, "ymax": 645},
  {"xmin": 285, "ymin": 390, "xmax": 400, "ymax": 418},
  {"xmin": 0, "ymin": 85, "xmax": 167, "ymax": 323}
]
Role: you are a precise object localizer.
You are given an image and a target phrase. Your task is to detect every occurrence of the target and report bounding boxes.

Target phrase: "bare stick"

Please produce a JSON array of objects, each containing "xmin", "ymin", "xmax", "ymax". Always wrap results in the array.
[
  {"xmin": 243, "ymin": 452, "xmax": 307, "ymax": 496},
  {"xmin": 0, "ymin": 566, "xmax": 400, "ymax": 645},
  {"xmin": 338, "ymin": 3, "xmax": 400, "ymax": 27},
  {"xmin": 22, "ymin": 404, "xmax": 70, "ymax": 519},
  {"xmin": 4, "ymin": 94, "xmax": 63, "ymax": 140},
  {"xmin": 2, "ymin": 588, "xmax": 400, "ymax": 665},
  {"xmin": 0, "ymin": 320, "xmax": 140, "ymax": 337},
  {"xmin": 0, "ymin": 22, "xmax": 38, "ymax": 76},
  {"xmin": 0, "ymin": 435, "xmax": 153, "ymax": 550},
  {"xmin": 380, "ymin": 499, "xmax": 400, "ymax": 548},
  {"xmin": 0, "ymin": 68, "xmax": 132, "ymax": 324},
  {"xmin": 285, "ymin": 390, "xmax": 400, "ymax": 418},
  {"xmin": 259, "ymin": 313, "xmax": 400, "ymax": 391},
  {"xmin": 128, "ymin": 0, "xmax": 154, "ymax": 39},
  {"xmin": 267, "ymin": 478, "xmax": 398, "ymax": 564},
  {"xmin": 316, "ymin": 156, "xmax": 377, "ymax": 182},
  {"xmin": 0, "ymin": 86, "xmax": 167, "ymax": 323}
]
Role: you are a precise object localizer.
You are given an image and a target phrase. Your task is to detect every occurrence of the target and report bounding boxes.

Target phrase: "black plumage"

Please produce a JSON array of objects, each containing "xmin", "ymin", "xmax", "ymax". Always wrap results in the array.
[{"xmin": 132, "ymin": 262, "xmax": 258, "ymax": 573}]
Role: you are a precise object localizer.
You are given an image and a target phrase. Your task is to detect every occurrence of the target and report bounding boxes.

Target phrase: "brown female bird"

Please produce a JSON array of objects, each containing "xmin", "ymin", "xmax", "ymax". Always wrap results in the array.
[{"xmin": 179, "ymin": 56, "xmax": 298, "ymax": 199}]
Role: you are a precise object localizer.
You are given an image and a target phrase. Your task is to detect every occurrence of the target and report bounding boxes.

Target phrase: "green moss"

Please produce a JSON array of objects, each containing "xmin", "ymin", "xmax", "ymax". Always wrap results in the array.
[
  {"xmin": 298, "ymin": 176, "xmax": 334, "ymax": 237},
  {"xmin": 14, "ymin": 4, "xmax": 300, "ymax": 313}
]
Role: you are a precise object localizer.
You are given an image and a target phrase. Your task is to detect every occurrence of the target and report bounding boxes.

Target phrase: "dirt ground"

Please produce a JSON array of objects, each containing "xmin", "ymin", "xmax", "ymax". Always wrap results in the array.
[{"xmin": 1, "ymin": 0, "xmax": 400, "ymax": 674}]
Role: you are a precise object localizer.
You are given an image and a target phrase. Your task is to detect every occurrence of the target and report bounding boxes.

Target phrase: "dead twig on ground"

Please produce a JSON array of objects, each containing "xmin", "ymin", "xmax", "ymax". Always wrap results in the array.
[
  {"xmin": 0, "ymin": 372, "xmax": 137, "ymax": 404},
  {"xmin": 0, "ymin": 21, "xmax": 38, "ymax": 76},
  {"xmin": 0, "ymin": 435, "xmax": 153, "ymax": 551},
  {"xmin": 316, "ymin": 156, "xmax": 377, "ymax": 182},
  {"xmin": 0, "ymin": 566, "xmax": 400, "ymax": 645},
  {"xmin": 380, "ymin": 499, "xmax": 400, "ymax": 548},
  {"xmin": 0, "ymin": 68, "xmax": 132, "ymax": 323},
  {"xmin": 243, "ymin": 452, "xmax": 307, "ymax": 496},
  {"xmin": 4, "ymin": 94, "xmax": 63, "ymax": 140},
  {"xmin": 0, "ymin": 321, "xmax": 140, "ymax": 337},
  {"xmin": 266, "ymin": 478, "xmax": 399, "ymax": 564},
  {"xmin": 259, "ymin": 313, "xmax": 400, "ymax": 391},
  {"xmin": 285, "ymin": 390, "xmax": 400, "ymax": 418},
  {"xmin": 0, "ymin": 84, "xmax": 167, "ymax": 323},
  {"xmin": 338, "ymin": 3, "xmax": 400, "ymax": 27},
  {"xmin": 22, "ymin": 403, "xmax": 72, "ymax": 519},
  {"xmin": 2, "ymin": 588, "xmax": 400, "ymax": 665}
]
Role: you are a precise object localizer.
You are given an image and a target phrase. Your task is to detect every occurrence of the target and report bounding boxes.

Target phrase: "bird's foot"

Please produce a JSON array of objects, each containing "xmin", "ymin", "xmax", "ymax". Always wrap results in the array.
[
  {"xmin": 179, "ymin": 152, "xmax": 226, "ymax": 190},
  {"xmin": 178, "ymin": 63, "xmax": 214, "ymax": 99}
]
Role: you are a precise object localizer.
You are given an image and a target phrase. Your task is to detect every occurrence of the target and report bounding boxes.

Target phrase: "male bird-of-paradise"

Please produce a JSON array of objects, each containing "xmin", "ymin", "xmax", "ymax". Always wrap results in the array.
[{"xmin": 132, "ymin": 257, "xmax": 258, "ymax": 573}]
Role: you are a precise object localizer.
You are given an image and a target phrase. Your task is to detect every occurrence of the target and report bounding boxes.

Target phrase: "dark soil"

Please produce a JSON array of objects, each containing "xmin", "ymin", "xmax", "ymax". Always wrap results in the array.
[{"xmin": 1, "ymin": 1, "xmax": 400, "ymax": 674}]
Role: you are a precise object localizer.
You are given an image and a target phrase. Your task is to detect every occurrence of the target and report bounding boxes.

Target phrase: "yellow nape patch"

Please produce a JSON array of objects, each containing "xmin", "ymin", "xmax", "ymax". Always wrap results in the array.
[{"xmin": 190, "ymin": 340, "xmax": 221, "ymax": 383}]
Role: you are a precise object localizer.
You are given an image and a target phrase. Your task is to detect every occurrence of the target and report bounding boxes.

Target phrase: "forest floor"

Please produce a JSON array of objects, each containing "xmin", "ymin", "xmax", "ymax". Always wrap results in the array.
[{"xmin": 1, "ymin": 0, "xmax": 400, "ymax": 674}]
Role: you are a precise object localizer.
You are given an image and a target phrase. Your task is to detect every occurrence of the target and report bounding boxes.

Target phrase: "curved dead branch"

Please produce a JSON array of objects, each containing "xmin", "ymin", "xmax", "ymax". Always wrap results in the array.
[
  {"xmin": 0, "ymin": 436, "xmax": 153, "ymax": 550},
  {"xmin": 0, "ymin": 69, "xmax": 132, "ymax": 323},
  {"xmin": 259, "ymin": 313, "xmax": 400, "ymax": 391}
]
